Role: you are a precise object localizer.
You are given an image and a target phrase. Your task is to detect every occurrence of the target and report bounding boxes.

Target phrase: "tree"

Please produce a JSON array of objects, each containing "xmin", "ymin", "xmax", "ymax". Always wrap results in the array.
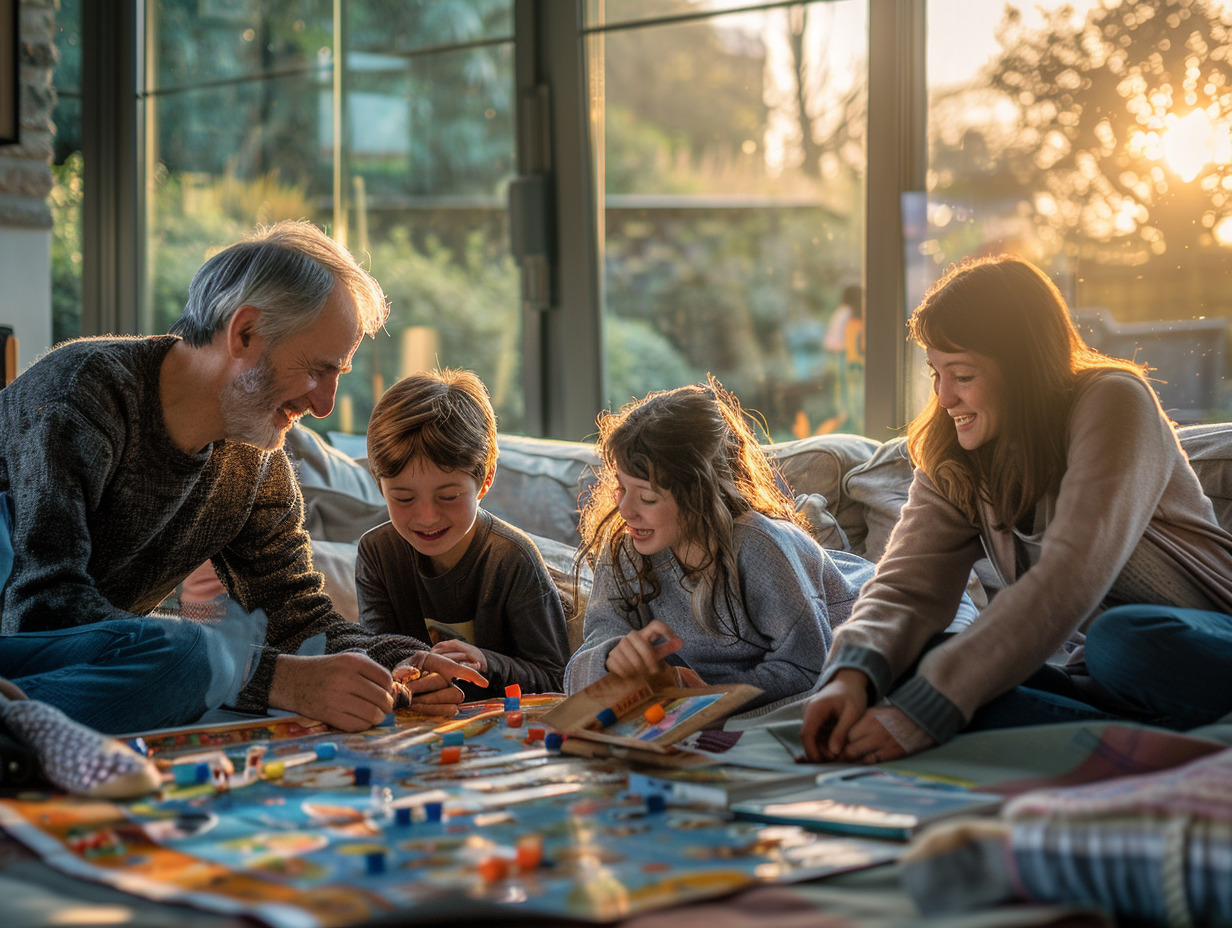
[{"xmin": 979, "ymin": 0, "xmax": 1232, "ymax": 265}]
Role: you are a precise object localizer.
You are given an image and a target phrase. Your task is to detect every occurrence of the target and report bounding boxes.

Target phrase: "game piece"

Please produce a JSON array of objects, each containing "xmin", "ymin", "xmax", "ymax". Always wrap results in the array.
[
  {"xmin": 394, "ymin": 807, "xmax": 413, "ymax": 828},
  {"xmin": 526, "ymin": 727, "xmax": 545, "ymax": 743},
  {"xmin": 423, "ymin": 800, "xmax": 443, "ymax": 822},
  {"xmin": 643, "ymin": 704, "xmax": 666, "ymax": 724},
  {"xmin": 595, "ymin": 707, "xmax": 618, "ymax": 728},
  {"xmin": 515, "ymin": 834, "xmax": 544, "ymax": 870},
  {"xmin": 505, "ymin": 711, "xmax": 523, "ymax": 728},
  {"xmin": 439, "ymin": 746, "xmax": 463, "ymax": 764},
  {"xmin": 365, "ymin": 851, "xmax": 387, "ymax": 875},
  {"xmin": 504, "ymin": 684, "xmax": 522, "ymax": 700},
  {"xmin": 441, "ymin": 731, "xmax": 465, "ymax": 747},
  {"xmin": 244, "ymin": 745, "xmax": 267, "ymax": 775},
  {"xmin": 172, "ymin": 762, "xmax": 210, "ymax": 786},
  {"xmin": 354, "ymin": 766, "xmax": 372, "ymax": 787},
  {"xmin": 544, "ymin": 732, "xmax": 564, "ymax": 751},
  {"xmin": 504, "ymin": 696, "xmax": 521, "ymax": 711},
  {"xmin": 477, "ymin": 855, "xmax": 510, "ymax": 883},
  {"xmin": 126, "ymin": 737, "xmax": 151, "ymax": 757},
  {"xmin": 645, "ymin": 793, "xmax": 667, "ymax": 814}
]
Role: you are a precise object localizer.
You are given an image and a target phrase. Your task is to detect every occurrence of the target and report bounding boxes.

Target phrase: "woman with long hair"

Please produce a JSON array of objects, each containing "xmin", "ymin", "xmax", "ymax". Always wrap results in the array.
[{"xmin": 802, "ymin": 254, "xmax": 1232, "ymax": 763}]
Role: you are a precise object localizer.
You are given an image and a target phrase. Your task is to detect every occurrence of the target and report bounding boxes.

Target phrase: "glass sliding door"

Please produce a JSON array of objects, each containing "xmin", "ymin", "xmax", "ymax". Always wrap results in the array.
[
  {"xmin": 585, "ymin": 0, "xmax": 869, "ymax": 439},
  {"xmin": 144, "ymin": 0, "xmax": 522, "ymax": 438}
]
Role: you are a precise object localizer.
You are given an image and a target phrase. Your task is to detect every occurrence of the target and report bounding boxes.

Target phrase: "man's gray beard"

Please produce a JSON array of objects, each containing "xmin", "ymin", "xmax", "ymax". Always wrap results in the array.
[{"xmin": 220, "ymin": 356, "xmax": 288, "ymax": 451}]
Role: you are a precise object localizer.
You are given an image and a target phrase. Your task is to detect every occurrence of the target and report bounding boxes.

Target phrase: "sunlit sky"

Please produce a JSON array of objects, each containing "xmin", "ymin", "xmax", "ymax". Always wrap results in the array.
[{"xmin": 926, "ymin": 0, "xmax": 1102, "ymax": 88}]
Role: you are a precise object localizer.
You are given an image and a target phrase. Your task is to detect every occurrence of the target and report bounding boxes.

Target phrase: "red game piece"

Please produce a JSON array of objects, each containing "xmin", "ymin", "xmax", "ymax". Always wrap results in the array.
[
  {"xmin": 477, "ymin": 854, "xmax": 510, "ymax": 882},
  {"xmin": 505, "ymin": 711, "xmax": 523, "ymax": 728},
  {"xmin": 504, "ymin": 684, "xmax": 522, "ymax": 700},
  {"xmin": 525, "ymin": 727, "xmax": 545, "ymax": 742},
  {"xmin": 439, "ymin": 745, "xmax": 463, "ymax": 764},
  {"xmin": 515, "ymin": 834, "xmax": 544, "ymax": 870}
]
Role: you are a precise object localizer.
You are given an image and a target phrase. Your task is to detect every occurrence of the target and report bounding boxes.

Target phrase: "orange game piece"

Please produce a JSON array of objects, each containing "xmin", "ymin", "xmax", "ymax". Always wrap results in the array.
[
  {"xmin": 505, "ymin": 711, "xmax": 524, "ymax": 728},
  {"xmin": 515, "ymin": 834, "xmax": 544, "ymax": 870},
  {"xmin": 643, "ymin": 703, "xmax": 666, "ymax": 724},
  {"xmin": 477, "ymin": 855, "xmax": 510, "ymax": 883},
  {"xmin": 439, "ymin": 745, "xmax": 463, "ymax": 764},
  {"xmin": 525, "ymin": 727, "xmax": 545, "ymax": 742},
  {"xmin": 504, "ymin": 684, "xmax": 522, "ymax": 699}
]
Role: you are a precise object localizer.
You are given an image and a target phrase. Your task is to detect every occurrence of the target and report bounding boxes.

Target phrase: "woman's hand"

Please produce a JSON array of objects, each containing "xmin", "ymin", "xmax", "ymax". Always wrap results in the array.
[
  {"xmin": 429, "ymin": 638, "xmax": 488, "ymax": 675},
  {"xmin": 801, "ymin": 668, "xmax": 870, "ymax": 762},
  {"xmin": 605, "ymin": 620, "xmax": 683, "ymax": 679},
  {"xmin": 841, "ymin": 704, "xmax": 935, "ymax": 763}
]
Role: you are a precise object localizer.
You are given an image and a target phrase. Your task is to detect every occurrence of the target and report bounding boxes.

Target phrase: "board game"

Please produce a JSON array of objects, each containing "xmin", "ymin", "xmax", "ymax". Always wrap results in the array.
[{"xmin": 0, "ymin": 695, "xmax": 900, "ymax": 927}]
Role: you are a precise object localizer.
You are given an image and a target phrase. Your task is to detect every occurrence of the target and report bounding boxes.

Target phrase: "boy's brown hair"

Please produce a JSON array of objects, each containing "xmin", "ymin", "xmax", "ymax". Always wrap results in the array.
[{"xmin": 366, "ymin": 368, "xmax": 498, "ymax": 484}]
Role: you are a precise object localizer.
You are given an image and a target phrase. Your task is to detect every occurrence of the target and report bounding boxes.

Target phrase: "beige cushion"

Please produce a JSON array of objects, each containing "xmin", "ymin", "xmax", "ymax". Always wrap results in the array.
[
  {"xmin": 840, "ymin": 436, "xmax": 913, "ymax": 560},
  {"xmin": 767, "ymin": 433, "xmax": 882, "ymax": 554},
  {"xmin": 484, "ymin": 435, "xmax": 600, "ymax": 548},
  {"xmin": 1179, "ymin": 423, "xmax": 1232, "ymax": 534}
]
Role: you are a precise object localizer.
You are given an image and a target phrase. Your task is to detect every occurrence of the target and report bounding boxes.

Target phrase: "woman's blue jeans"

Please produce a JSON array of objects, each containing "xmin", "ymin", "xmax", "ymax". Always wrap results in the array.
[
  {"xmin": 0, "ymin": 618, "xmax": 222, "ymax": 734},
  {"xmin": 968, "ymin": 604, "xmax": 1232, "ymax": 733}
]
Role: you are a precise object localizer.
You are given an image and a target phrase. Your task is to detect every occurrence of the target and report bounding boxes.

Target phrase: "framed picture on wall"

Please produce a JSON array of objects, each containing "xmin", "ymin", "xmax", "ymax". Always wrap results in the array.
[{"xmin": 0, "ymin": 0, "xmax": 16, "ymax": 146}]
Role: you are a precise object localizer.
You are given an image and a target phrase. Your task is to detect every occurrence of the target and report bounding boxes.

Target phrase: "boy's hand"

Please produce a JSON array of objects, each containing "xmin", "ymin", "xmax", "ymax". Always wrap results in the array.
[
  {"xmin": 429, "ymin": 639, "xmax": 488, "ymax": 674},
  {"xmin": 396, "ymin": 651, "xmax": 489, "ymax": 689},
  {"xmin": 605, "ymin": 620, "xmax": 683, "ymax": 679}
]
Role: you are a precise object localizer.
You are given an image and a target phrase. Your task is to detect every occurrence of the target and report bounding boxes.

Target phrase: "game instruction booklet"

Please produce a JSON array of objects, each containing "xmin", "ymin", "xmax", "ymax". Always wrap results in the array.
[
  {"xmin": 540, "ymin": 665, "xmax": 761, "ymax": 764},
  {"xmin": 729, "ymin": 768, "xmax": 1003, "ymax": 840}
]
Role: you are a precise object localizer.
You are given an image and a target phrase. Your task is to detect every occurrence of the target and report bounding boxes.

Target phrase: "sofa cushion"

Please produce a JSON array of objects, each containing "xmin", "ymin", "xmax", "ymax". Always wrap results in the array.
[
  {"xmin": 483, "ymin": 435, "xmax": 601, "ymax": 548},
  {"xmin": 840, "ymin": 436, "xmax": 912, "ymax": 561},
  {"xmin": 1179, "ymin": 423, "xmax": 1232, "ymax": 533},
  {"xmin": 286, "ymin": 426, "xmax": 387, "ymax": 543},
  {"xmin": 767, "ymin": 433, "xmax": 882, "ymax": 554}
]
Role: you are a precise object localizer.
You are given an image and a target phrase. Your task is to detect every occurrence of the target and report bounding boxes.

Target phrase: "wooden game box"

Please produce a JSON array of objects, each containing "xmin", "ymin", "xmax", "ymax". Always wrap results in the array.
[{"xmin": 540, "ymin": 665, "xmax": 761, "ymax": 765}]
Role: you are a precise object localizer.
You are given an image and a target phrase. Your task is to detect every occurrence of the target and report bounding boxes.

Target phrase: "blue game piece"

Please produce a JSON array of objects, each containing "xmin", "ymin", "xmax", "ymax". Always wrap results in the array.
[
  {"xmin": 172, "ymin": 762, "xmax": 209, "ymax": 786},
  {"xmin": 504, "ymin": 696, "xmax": 521, "ymax": 711},
  {"xmin": 646, "ymin": 793, "xmax": 667, "ymax": 814},
  {"xmin": 126, "ymin": 737, "xmax": 150, "ymax": 757},
  {"xmin": 423, "ymin": 801, "xmax": 443, "ymax": 822},
  {"xmin": 314, "ymin": 742, "xmax": 338, "ymax": 760},
  {"xmin": 596, "ymin": 707, "xmax": 618, "ymax": 728},
  {"xmin": 354, "ymin": 766, "xmax": 372, "ymax": 787},
  {"xmin": 365, "ymin": 850, "xmax": 386, "ymax": 875},
  {"xmin": 544, "ymin": 732, "xmax": 563, "ymax": 751},
  {"xmin": 394, "ymin": 807, "xmax": 413, "ymax": 828},
  {"xmin": 381, "ymin": 712, "xmax": 396, "ymax": 727},
  {"xmin": 441, "ymin": 731, "xmax": 465, "ymax": 747}
]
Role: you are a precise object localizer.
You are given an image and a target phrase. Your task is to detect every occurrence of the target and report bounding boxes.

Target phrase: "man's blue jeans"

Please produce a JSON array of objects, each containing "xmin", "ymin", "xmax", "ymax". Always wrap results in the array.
[
  {"xmin": 0, "ymin": 618, "xmax": 223, "ymax": 734},
  {"xmin": 968, "ymin": 604, "xmax": 1232, "ymax": 733}
]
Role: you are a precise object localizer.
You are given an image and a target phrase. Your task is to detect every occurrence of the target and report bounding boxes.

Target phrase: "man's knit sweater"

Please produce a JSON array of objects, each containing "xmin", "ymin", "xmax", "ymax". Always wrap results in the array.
[{"xmin": 0, "ymin": 336, "xmax": 429, "ymax": 713}]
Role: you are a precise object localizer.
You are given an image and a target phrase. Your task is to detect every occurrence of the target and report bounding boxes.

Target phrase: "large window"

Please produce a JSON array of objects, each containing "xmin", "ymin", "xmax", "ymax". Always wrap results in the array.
[
  {"xmin": 919, "ymin": 0, "xmax": 1232, "ymax": 424},
  {"xmin": 144, "ymin": 1, "xmax": 520, "ymax": 436},
  {"xmin": 53, "ymin": 0, "xmax": 1232, "ymax": 444},
  {"xmin": 586, "ymin": 1, "xmax": 868, "ymax": 440}
]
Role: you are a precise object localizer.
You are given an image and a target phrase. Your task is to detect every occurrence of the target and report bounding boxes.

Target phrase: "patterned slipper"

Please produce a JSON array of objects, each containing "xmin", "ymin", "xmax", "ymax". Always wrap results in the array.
[{"xmin": 0, "ymin": 699, "xmax": 160, "ymax": 799}]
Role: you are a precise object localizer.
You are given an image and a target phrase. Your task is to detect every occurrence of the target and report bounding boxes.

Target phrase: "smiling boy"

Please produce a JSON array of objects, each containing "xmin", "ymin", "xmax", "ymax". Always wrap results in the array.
[{"xmin": 357, "ymin": 369, "xmax": 569, "ymax": 697}]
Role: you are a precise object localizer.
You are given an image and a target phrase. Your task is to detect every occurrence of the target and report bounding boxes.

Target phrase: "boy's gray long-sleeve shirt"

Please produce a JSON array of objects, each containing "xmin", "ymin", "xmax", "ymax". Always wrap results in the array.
[
  {"xmin": 0, "ymin": 336, "xmax": 430, "ymax": 713},
  {"xmin": 565, "ymin": 510, "xmax": 875, "ymax": 712}
]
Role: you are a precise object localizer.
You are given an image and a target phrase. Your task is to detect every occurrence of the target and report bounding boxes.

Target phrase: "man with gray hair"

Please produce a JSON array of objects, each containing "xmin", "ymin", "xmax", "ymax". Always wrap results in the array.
[{"xmin": 0, "ymin": 220, "xmax": 485, "ymax": 735}]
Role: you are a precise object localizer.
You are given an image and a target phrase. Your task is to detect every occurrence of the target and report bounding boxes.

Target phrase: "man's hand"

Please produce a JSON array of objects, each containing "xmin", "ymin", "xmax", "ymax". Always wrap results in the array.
[
  {"xmin": 605, "ymin": 620, "xmax": 683, "ymax": 679},
  {"xmin": 268, "ymin": 652, "xmax": 394, "ymax": 732},
  {"xmin": 429, "ymin": 638, "xmax": 487, "ymax": 674},
  {"xmin": 388, "ymin": 651, "xmax": 490, "ymax": 717},
  {"xmin": 801, "ymin": 668, "xmax": 871, "ymax": 763}
]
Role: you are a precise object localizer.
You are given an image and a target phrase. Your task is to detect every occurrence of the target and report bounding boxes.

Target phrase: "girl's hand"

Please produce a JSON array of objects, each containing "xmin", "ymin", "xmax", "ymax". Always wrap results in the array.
[
  {"xmin": 429, "ymin": 638, "xmax": 488, "ymax": 675},
  {"xmin": 801, "ymin": 668, "xmax": 870, "ymax": 762},
  {"xmin": 841, "ymin": 705, "xmax": 934, "ymax": 764},
  {"xmin": 605, "ymin": 620, "xmax": 683, "ymax": 679}
]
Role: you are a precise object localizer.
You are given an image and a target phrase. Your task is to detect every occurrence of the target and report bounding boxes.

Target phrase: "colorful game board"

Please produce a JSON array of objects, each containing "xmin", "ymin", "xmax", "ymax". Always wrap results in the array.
[{"xmin": 0, "ymin": 696, "xmax": 899, "ymax": 926}]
